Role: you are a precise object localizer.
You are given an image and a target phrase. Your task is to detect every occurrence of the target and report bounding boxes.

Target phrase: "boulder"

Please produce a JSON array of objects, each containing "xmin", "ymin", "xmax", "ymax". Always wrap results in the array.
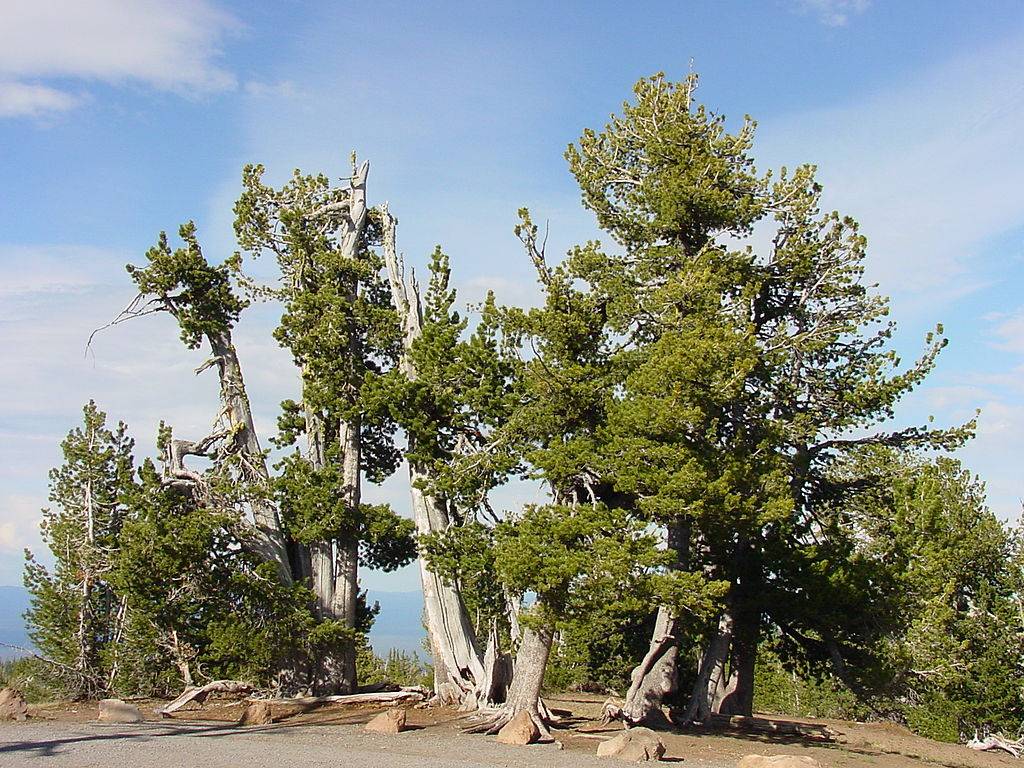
[
  {"xmin": 97, "ymin": 698, "xmax": 143, "ymax": 723},
  {"xmin": 737, "ymin": 756, "xmax": 823, "ymax": 768},
  {"xmin": 496, "ymin": 709, "xmax": 540, "ymax": 745},
  {"xmin": 596, "ymin": 727, "xmax": 666, "ymax": 762},
  {"xmin": 365, "ymin": 708, "xmax": 408, "ymax": 734},
  {"xmin": 238, "ymin": 700, "xmax": 274, "ymax": 726},
  {"xmin": 0, "ymin": 688, "xmax": 28, "ymax": 721}
]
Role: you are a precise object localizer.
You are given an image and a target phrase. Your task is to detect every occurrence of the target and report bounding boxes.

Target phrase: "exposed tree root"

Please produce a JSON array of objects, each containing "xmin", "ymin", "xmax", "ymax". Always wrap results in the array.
[{"xmin": 462, "ymin": 701, "xmax": 556, "ymax": 741}]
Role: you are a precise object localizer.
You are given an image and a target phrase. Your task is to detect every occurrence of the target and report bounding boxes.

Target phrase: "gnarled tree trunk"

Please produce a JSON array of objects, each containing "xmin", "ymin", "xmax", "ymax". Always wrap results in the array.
[
  {"xmin": 379, "ymin": 205, "xmax": 491, "ymax": 706},
  {"xmin": 615, "ymin": 518, "xmax": 689, "ymax": 726},
  {"xmin": 467, "ymin": 621, "xmax": 554, "ymax": 737},
  {"xmin": 207, "ymin": 331, "xmax": 292, "ymax": 584}
]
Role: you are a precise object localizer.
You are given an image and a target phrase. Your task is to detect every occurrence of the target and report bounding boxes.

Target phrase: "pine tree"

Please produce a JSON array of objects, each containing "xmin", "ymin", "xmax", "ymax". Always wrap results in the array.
[
  {"xmin": 234, "ymin": 158, "xmax": 414, "ymax": 694},
  {"xmin": 24, "ymin": 401, "xmax": 135, "ymax": 698},
  {"xmin": 566, "ymin": 73, "xmax": 973, "ymax": 725}
]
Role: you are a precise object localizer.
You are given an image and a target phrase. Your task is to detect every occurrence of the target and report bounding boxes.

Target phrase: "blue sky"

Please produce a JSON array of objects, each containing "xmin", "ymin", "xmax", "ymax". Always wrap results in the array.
[{"xmin": 2, "ymin": 0, "xmax": 1024, "ymax": 591}]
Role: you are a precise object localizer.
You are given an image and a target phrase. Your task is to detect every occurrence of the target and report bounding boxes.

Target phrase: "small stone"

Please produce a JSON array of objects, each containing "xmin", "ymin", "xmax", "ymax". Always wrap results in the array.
[
  {"xmin": 97, "ymin": 698, "xmax": 143, "ymax": 723},
  {"xmin": 737, "ymin": 756, "xmax": 823, "ymax": 768},
  {"xmin": 496, "ymin": 710, "xmax": 540, "ymax": 745},
  {"xmin": 365, "ymin": 708, "xmax": 407, "ymax": 734},
  {"xmin": 596, "ymin": 726, "xmax": 666, "ymax": 761},
  {"xmin": 0, "ymin": 688, "xmax": 28, "ymax": 721},
  {"xmin": 238, "ymin": 700, "xmax": 274, "ymax": 726}
]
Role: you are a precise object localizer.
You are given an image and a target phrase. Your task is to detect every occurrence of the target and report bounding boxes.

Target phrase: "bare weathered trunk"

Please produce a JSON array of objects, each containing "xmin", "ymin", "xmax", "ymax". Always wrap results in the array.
[
  {"xmin": 715, "ymin": 603, "xmax": 758, "ymax": 717},
  {"xmin": 331, "ymin": 415, "xmax": 361, "ymax": 693},
  {"xmin": 207, "ymin": 332, "xmax": 292, "ymax": 584},
  {"xmin": 170, "ymin": 629, "xmax": 194, "ymax": 688},
  {"xmin": 504, "ymin": 623, "xmax": 553, "ymax": 720},
  {"xmin": 379, "ymin": 205, "xmax": 488, "ymax": 705},
  {"xmin": 306, "ymin": 161, "xmax": 370, "ymax": 695},
  {"xmin": 617, "ymin": 518, "xmax": 689, "ymax": 726},
  {"xmin": 682, "ymin": 605, "xmax": 734, "ymax": 724},
  {"xmin": 616, "ymin": 607, "xmax": 679, "ymax": 727}
]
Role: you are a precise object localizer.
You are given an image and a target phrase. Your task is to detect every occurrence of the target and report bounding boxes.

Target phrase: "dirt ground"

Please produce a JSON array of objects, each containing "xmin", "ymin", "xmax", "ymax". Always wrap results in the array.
[{"xmin": 0, "ymin": 693, "xmax": 1017, "ymax": 767}]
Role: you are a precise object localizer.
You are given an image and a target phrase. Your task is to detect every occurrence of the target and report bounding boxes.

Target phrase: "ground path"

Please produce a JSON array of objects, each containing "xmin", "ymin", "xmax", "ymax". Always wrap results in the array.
[{"xmin": 0, "ymin": 695, "xmax": 1015, "ymax": 768}]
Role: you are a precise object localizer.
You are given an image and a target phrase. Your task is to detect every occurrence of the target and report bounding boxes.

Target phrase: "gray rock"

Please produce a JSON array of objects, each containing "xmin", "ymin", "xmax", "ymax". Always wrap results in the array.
[
  {"xmin": 364, "ymin": 708, "xmax": 407, "ymax": 734},
  {"xmin": 98, "ymin": 698, "xmax": 143, "ymax": 723},
  {"xmin": 0, "ymin": 688, "xmax": 28, "ymax": 721},
  {"xmin": 596, "ymin": 727, "xmax": 666, "ymax": 761}
]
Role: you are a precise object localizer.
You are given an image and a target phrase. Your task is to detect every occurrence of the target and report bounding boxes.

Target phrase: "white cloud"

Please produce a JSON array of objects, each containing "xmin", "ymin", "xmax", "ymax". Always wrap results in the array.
[
  {"xmin": 0, "ymin": 0, "xmax": 238, "ymax": 118},
  {"xmin": 793, "ymin": 0, "xmax": 870, "ymax": 27},
  {"xmin": 987, "ymin": 308, "xmax": 1024, "ymax": 353},
  {"xmin": 0, "ymin": 494, "xmax": 44, "ymax": 584},
  {"xmin": 0, "ymin": 81, "xmax": 81, "ymax": 118},
  {"xmin": 0, "ymin": 244, "xmax": 121, "ymax": 297}
]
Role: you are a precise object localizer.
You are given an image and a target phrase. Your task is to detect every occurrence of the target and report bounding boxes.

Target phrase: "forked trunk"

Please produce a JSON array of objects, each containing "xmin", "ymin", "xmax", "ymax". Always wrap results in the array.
[
  {"xmin": 715, "ymin": 603, "xmax": 758, "ymax": 717},
  {"xmin": 207, "ymin": 331, "xmax": 292, "ymax": 584},
  {"xmin": 682, "ymin": 605, "xmax": 734, "ymax": 724}
]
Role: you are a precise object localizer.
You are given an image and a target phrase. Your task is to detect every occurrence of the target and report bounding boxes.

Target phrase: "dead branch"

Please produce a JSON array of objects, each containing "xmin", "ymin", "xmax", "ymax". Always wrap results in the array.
[
  {"xmin": 968, "ymin": 733, "xmax": 1024, "ymax": 758},
  {"xmin": 159, "ymin": 679, "xmax": 256, "ymax": 715}
]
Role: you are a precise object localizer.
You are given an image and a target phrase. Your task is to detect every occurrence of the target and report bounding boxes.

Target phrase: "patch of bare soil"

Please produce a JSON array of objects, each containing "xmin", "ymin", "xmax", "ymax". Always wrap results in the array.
[{"xmin": 15, "ymin": 693, "xmax": 1021, "ymax": 767}]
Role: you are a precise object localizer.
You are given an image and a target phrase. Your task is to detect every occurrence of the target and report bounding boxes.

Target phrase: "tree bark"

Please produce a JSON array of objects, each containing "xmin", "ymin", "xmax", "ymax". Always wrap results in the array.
[
  {"xmin": 716, "ymin": 602, "xmax": 758, "ymax": 717},
  {"xmin": 504, "ymin": 624, "xmax": 553, "ymax": 719},
  {"xmin": 615, "ymin": 607, "xmax": 679, "ymax": 727},
  {"xmin": 466, "ymin": 622, "xmax": 554, "ymax": 736}
]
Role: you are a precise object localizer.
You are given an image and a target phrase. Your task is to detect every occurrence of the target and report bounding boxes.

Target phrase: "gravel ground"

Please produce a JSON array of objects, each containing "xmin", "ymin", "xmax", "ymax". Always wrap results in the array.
[{"xmin": 0, "ymin": 720, "xmax": 692, "ymax": 768}]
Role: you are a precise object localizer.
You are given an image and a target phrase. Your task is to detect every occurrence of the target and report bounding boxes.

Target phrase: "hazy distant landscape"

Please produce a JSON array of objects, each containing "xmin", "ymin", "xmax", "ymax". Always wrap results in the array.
[{"xmin": 0, "ymin": 586, "xmax": 425, "ymax": 660}]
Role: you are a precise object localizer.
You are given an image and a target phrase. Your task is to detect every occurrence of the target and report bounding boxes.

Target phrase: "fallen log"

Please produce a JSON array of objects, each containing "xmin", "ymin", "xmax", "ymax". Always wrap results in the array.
[
  {"xmin": 160, "ymin": 680, "xmax": 254, "ymax": 716},
  {"xmin": 284, "ymin": 689, "xmax": 426, "ymax": 707},
  {"xmin": 703, "ymin": 713, "xmax": 838, "ymax": 742}
]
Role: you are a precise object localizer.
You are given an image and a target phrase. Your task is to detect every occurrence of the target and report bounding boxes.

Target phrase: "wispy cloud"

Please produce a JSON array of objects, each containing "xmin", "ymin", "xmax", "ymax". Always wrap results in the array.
[
  {"xmin": 0, "ymin": 81, "xmax": 82, "ymax": 118},
  {"xmin": 757, "ymin": 30, "xmax": 1024, "ymax": 314},
  {"xmin": 243, "ymin": 80, "xmax": 301, "ymax": 99},
  {"xmin": 793, "ymin": 0, "xmax": 870, "ymax": 27},
  {"xmin": 0, "ymin": 0, "xmax": 239, "ymax": 118},
  {"xmin": 985, "ymin": 308, "xmax": 1024, "ymax": 353}
]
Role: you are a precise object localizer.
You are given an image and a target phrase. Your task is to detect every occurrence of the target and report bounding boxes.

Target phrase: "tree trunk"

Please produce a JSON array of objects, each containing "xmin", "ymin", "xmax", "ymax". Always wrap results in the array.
[
  {"xmin": 617, "ymin": 517, "xmax": 689, "ymax": 726},
  {"xmin": 716, "ymin": 603, "xmax": 758, "ymax": 717},
  {"xmin": 306, "ymin": 162, "xmax": 370, "ymax": 695},
  {"xmin": 615, "ymin": 607, "xmax": 679, "ymax": 727},
  {"xmin": 379, "ymin": 204, "xmax": 488, "ymax": 705},
  {"xmin": 504, "ymin": 624, "xmax": 553, "ymax": 719},
  {"xmin": 682, "ymin": 605, "xmax": 734, "ymax": 724},
  {"xmin": 410, "ymin": 461, "xmax": 487, "ymax": 702},
  {"xmin": 207, "ymin": 331, "xmax": 293, "ymax": 584}
]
